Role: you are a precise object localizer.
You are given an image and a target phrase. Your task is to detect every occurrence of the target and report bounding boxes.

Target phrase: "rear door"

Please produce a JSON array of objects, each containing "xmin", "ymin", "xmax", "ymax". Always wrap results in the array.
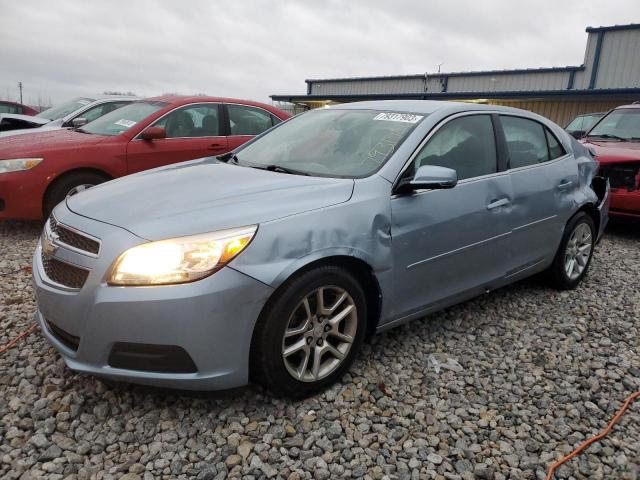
[
  {"xmin": 390, "ymin": 113, "xmax": 514, "ymax": 317},
  {"xmin": 225, "ymin": 103, "xmax": 283, "ymax": 150},
  {"xmin": 498, "ymin": 114, "xmax": 577, "ymax": 276},
  {"xmin": 125, "ymin": 102, "xmax": 228, "ymax": 174}
]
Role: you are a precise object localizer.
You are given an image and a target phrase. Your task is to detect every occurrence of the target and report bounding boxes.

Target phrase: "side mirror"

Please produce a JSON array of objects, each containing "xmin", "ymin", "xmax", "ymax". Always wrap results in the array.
[
  {"xmin": 142, "ymin": 126, "xmax": 166, "ymax": 141},
  {"xmin": 570, "ymin": 130, "xmax": 586, "ymax": 139},
  {"xmin": 396, "ymin": 165, "xmax": 458, "ymax": 194},
  {"xmin": 72, "ymin": 118, "xmax": 88, "ymax": 128}
]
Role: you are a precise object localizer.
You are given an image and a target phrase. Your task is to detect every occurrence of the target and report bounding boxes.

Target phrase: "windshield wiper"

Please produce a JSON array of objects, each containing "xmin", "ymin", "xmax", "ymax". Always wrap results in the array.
[
  {"xmin": 261, "ymin": 164, "xmax": 309, "ymax": 176},
  {"xmin": 586, "ymin": 133, "xmax": 628, "ymax": 141}
]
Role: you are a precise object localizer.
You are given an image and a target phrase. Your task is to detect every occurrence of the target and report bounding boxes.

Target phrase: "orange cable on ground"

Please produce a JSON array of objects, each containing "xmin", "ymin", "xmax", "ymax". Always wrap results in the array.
[
  {"xmin": 0, "ymin": 324, "xmax": 37, "ymax": 355},
  {"xmin": 546, "ymin": 390, "xmax": 640, "ymax": 479}
]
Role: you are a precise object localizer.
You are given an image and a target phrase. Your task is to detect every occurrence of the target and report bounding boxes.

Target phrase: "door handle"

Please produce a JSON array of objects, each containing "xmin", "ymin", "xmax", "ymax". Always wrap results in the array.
[
  {"xmin": 557, "ymin": 180, "xmax": 574, "ymax": 190},
  {"xmin": 207, "ymin": 143, "xmax": 225, "ymax": 151},
  {"xmin": 487, "ymin": 198, "xmax": 510, "ymax": 210}
]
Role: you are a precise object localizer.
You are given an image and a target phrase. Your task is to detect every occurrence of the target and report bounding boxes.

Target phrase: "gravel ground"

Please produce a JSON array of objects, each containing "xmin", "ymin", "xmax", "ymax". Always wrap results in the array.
[{"xmin": 0, "ymin": 220, "xmax": 638, "ymax": 480}]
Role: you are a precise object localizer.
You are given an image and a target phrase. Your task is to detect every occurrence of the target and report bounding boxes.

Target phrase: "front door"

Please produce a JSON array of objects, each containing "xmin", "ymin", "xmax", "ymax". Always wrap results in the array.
[
  {"xmin": 391, "ymin": 113, "xmax": 513, "ymax": 318},
  {"xmin": 126, "ymin": 103, "xmax": 228, "ymax": 174}
]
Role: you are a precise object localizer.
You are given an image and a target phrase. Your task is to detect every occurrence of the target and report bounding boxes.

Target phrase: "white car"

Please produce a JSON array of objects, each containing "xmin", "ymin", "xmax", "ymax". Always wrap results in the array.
[{"xmin": 0, "ymin": 96, "xmax": 136, "ymax": 137}]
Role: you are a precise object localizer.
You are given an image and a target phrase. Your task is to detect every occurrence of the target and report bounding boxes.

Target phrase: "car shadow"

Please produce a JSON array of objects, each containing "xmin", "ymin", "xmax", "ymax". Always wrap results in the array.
[{"xmin": 605, "ymin": 217, "xmax": 640, "ymax": 240}]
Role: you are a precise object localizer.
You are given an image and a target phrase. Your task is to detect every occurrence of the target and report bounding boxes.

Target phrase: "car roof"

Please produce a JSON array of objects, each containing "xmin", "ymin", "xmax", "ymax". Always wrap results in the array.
[
  {"xmin": 91, "ymin": 95, "xmax": 139, "ymax": 102},
  {"xmin": 614, "ymin": 103, "xmax": 640, "ymax": 110},
  {"xmin": 327, "ymin": 99, "xmax": 535, "ymax": 116},
  {"xmin": 143, "ymin": 95, "xmax": 276, "ymax": 109}
]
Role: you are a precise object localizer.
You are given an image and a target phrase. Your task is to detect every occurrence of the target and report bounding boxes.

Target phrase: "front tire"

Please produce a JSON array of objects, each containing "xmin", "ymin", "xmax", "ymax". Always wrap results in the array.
[
  {"xmin": 547, "ymin": 211, "xmax": 596, "ymax": 290},
  {"xmin": 44, "ymin": 172, "xmax": 107, "ymax": 218},
  {"xmin": 251, "ymin": 266, "xmax": 367, "ymax": 398}
]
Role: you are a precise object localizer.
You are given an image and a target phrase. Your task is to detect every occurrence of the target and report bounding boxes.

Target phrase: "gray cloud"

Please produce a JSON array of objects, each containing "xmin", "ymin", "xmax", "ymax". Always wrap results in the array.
[{"xmin": 1, "ymin": 0, "xmax": 639, "ymax": 106}]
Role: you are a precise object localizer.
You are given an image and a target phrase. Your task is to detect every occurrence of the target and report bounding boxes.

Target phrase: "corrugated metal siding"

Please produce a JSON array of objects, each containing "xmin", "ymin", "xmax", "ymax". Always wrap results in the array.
[
  {"xmin": 595, "ymin": 30, "xmax": 640, "ymax": 88},
  {"xmin": 488, "ymin": 99, "xmax": 630, "ymax": 126},
  {"xmin": 572, "ymin": 32, "xmax": 598, "ymax": 90},
  {"xmin": 305, "ymin": 26, "xmax": 640, "ymax": 99},
  {"xmin": 309, "ymin": 78, "xmax": 425, "ymax": 95},
  {"xmin": 447, "ymin": 71, "xmax": 568, "ymax": 93}
]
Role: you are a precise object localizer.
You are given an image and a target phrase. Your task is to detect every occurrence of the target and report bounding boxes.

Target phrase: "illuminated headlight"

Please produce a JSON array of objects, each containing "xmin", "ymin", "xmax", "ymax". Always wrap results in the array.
[
  {"xmin": 0, "ymin": 158, "xmax": 43, "ymax": 174},
  {"xmin": 108, "ymin": 226, "xmax": 257, "ymax": 286}
]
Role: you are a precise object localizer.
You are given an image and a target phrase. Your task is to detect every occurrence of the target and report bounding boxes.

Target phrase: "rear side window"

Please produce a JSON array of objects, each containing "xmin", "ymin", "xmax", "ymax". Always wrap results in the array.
[
  {"xmin": 228, "ymin": 104, "xmax": 274, "ymax": 136},
  {"xmin": 501, "ymin": 116, "xmax": 554, "ymax": 168},
  {"xmin": 545, "ymin": 129, "xmax": 565, "ymax": 159},
  {"xmin": 414, "ymin": 114, "xmax": 497, "ymax": 180},
  {"xmin": 0, "ymin": 103, "xmax": 20, "ymax": 114}
]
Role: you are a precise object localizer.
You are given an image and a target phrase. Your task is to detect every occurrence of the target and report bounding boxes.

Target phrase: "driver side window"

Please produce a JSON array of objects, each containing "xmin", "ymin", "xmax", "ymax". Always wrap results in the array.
[
  {"xmin": 413, "ymin": 114, "xmax": 497, "ymax": 180},
  {"xmin": 153, "ymin": 103, "xmax": 220, "ymax": 138}
]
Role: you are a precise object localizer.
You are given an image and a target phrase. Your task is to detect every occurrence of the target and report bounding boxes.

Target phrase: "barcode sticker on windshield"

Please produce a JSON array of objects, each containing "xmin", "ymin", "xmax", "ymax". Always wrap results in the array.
[
  {"xmin": 373, "ymin": 112, "xmax": 423, "ymax": 124},
  {"xmin": 114, "ymin": 119, "xmax": 136, "ymax": 128}
]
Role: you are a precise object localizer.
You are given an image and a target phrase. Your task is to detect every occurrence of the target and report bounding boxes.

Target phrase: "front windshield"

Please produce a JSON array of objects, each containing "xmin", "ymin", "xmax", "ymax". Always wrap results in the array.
[
  {"xmin": 235, "ymin": 109, "xmax": 424, "ymax": 177},
  {"xmin": 36, "ymin": 97, "xmax": 94, "ymax": 121},
  {"xmin": 81, "ymin": 101, "xmax": 167, "ymax": 136},
  {"xmin": 588, "ymin": 109, "xmax": 640, "ymax": 140}
]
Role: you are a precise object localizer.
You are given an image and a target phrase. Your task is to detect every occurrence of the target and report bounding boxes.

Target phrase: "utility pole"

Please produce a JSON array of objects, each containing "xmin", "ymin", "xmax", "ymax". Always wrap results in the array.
[{"xmin": 18, "ymin": 82, "xmax": 23, "ymax": 104}]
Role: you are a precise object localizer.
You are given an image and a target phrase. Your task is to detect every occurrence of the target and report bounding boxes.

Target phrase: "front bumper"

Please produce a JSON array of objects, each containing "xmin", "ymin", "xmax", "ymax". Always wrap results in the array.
[
  {"xmin": 33, "ymin": 204, "xmax": 274, "ymax": 390},
  {"xmin": 0, "ymin": 170, "xmax": 47, "ymax": 220}
]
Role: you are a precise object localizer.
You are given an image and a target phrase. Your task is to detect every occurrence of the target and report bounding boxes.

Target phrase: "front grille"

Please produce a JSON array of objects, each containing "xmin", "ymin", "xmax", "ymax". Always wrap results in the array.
[
  {"xmin": 49, "ymin": 216, "xmax": 100, "ymax": 255},
  {"xmin": 45, "ymin": 319, "xmax": 80, "ymax": 351},
  {"xmin": 41, "ymin": 251, "xmax": 89, "ymax": 289}
]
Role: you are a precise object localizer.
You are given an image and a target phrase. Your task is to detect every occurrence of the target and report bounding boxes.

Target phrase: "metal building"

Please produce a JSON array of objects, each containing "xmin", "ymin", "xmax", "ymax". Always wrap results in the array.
[{"xmin": 271, "ymin": 24, "xmax": 640, "ymax": 126}]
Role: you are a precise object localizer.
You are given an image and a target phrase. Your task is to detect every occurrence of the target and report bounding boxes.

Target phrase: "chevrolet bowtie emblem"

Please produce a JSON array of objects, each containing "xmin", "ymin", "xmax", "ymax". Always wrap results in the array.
[{"xmin": 41, "ymin": 229, "xmax": 59, "ymax": 256}]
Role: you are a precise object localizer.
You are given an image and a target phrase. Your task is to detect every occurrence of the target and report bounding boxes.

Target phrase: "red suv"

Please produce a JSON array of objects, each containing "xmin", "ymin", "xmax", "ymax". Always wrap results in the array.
[
  {"xmin": 581, "ymin": 104, "xmax": 640, "ymax": 219},
  {"xmin": 0, "ymin": 95, "xmax": 290, "ymax": 220}
]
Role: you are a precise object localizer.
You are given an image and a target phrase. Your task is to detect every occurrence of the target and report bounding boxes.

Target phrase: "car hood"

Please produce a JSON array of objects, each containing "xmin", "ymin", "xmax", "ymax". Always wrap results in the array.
[
  {"xmin": 66, "ymin": 158, "xmax": 355, "ymax": 240},
  {"xmin": 582, "ymin": 139, "xmax": 640, "ymax": 165},
  {"xmin": 0, "ymin": 122, "xmax": 63, "ymax": 138},
  {"xmin": 0, "ymin": 113, "xmax": 51, "ymax": 133},
  {"xmin": 0, "ymin": 128, "xmax": 106, "ymax": 158}
]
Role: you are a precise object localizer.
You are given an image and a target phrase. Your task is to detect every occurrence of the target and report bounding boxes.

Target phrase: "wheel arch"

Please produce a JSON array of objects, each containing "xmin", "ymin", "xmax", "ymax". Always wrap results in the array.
[
  {"xmin": 250, "ymin": 254, "xmax": 383, "ymax": 359},
  {"xmin": 42, "ymin": 167, "xmax": 113, "ymax": 215},
  {"xmin": 575, "ymin": 202, "xmax": 600, "ymax": 234}
]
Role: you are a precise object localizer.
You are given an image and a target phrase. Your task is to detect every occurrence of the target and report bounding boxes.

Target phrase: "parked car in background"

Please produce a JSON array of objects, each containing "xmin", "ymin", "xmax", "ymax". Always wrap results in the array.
[
  {"xmin": 581, "ymin": 104, "xmax": 640, "ymax": 218},
  {"xmin": 565, "ymin": 112, "xmax": 605, "ymax": 138},
  {"xmin": 0, "ymin": 96, "xmax": 136, "ymax": 136},
  {"xmin": 0, "ymin": 100, "xmax": 38, "ymax": 116},
  {"xmin": 0, "ymin": 95, "xmax": 290, "ymax": 220},
  {"xmin": 32, "ymin": 101, "xmax": 609, "ymax": 397}
]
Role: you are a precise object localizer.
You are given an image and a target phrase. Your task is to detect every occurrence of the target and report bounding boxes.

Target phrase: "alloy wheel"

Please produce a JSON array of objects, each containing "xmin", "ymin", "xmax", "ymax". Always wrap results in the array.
[
  {"xmin": 564, "ymin": 222, "xmax": 593, "ymax": 280},
  {"xmin": 282, "ymin": 286, "xmax": 358, "ymax": 382}
]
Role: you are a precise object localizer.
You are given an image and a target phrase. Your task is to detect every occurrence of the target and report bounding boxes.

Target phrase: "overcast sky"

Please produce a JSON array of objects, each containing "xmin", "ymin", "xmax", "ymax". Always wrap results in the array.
[{"xmin": 1, "ymin": 0, "xmax": 639, "ymax": 107}]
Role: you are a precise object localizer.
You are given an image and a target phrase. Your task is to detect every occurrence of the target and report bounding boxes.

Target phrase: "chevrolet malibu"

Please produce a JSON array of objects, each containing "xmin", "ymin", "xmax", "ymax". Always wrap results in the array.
[{"xmin": 33, "ymin": 101, "xmax": 610, "ymax": 397}]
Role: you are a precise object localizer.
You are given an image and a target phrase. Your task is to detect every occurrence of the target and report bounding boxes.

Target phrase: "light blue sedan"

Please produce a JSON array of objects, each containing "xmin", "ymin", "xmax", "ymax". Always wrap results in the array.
[{"xmin": 33, "ymin": 100, "xmax": 609, "ymax": 397}]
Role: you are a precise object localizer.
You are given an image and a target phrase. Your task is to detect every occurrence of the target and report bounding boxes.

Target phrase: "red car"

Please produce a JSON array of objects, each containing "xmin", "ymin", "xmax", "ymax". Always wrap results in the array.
[
  {"xmin": 0, "ymin": 95, "xmax": 290, "ymax": 220},
  {"xmin": 0, "ymin": 100, "xmax": 38, "ymax": 116},
  {"xmin": 581, "ymin": 104, "xmax": 640, "ymax": 218}
]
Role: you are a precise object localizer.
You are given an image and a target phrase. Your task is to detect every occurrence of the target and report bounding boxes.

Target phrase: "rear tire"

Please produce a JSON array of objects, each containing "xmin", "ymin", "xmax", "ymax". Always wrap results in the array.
[
  {"xmin": 547, "ymin": 212, "xmax": 596, "ymax": 290},
  {"xmin": 44, "ymin": 172, "xmax": 108, "ymax": 218},
  {"xmin": 251, "ymin": 266, "xmax": 366, "ymax": 398}
]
